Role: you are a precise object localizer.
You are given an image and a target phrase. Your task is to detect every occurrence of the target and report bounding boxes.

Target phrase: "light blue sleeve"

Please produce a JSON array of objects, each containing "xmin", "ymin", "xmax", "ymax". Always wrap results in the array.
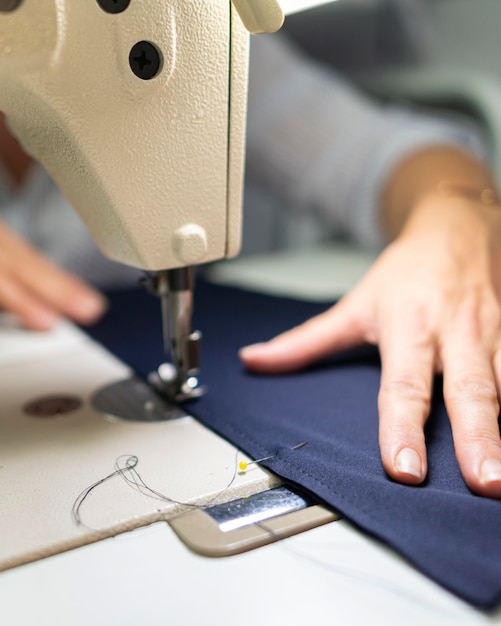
[{"xmin": 246, "ymin": 33, "xmax": 487, "ymax": 249}]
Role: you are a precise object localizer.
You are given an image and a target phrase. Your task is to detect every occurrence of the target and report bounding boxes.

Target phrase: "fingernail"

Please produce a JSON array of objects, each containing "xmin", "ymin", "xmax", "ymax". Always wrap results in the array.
[
  {"xmin": 395, "ymin": 448, "xmax": 423, "ymax": 479},
  {"xmin": 239, "ymin": 343, "xmax": 266, "ymax": 359},
  {"xmin": 480, "ymin": 459, "xmax": 501, "ymax": 484},
  {"xmin": 73, "ymin": 294, "xmax": 108, "ymax": 323}
]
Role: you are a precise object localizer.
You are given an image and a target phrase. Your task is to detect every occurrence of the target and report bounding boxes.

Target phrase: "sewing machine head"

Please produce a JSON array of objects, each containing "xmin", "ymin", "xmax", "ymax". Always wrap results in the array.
[
  {"xmin": 0, "ymin": 0, "xmax": 281, "ymax": 269},
  {"xmin": 0, "ymin": 0, "xmax": 283, "ymax": 400}
]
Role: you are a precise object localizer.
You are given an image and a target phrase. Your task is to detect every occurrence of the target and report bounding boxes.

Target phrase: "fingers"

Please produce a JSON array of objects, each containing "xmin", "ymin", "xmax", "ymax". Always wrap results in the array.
[
  {"xmin": 442, "ymin": 336, "xmax": 501, "ymax": 498},
  {"xmin": 378, "ymin": 308, "xmax": 434, "ymax": 485},
  {"xmin": 16, "ymin": 253, "xmax": 107, "ymax": 326},
  {"xmin": 0, "ymin": 269, "xmax": 106, "ymax": 331},
  {"xmin": 0, "ymin": 221, "xmax": 107, "ymax": 330},
  {"xmin": 239, "ymin": 295, "xmax": 368, "ymax": 373},
  {"xmin": 0, "ymin": 272, "xmax": 60, "ymax": 330}
]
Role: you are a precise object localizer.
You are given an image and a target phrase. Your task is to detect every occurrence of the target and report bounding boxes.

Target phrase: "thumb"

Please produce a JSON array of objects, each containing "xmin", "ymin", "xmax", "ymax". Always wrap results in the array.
[{"xmin": 239, "ymin": 296, "xmax": 367, "ymax": 374}]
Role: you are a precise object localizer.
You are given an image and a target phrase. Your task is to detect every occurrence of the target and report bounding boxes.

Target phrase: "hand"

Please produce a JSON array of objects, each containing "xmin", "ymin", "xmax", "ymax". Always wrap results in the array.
[
  {"xmin": 240, "ymin": 194, "xmax": 501, "ymax": 498},
  {"xmin": 0, "ymin": 219, "xmax": 107, "ymax": 330}
]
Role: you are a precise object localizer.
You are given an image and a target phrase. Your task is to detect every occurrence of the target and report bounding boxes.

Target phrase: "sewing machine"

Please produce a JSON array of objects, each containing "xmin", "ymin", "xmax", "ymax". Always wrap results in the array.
[
  {"xmin": 2, "ymin": 1, "xmax": 501, "ymax": 623},
  {"xmin": 0, "ymin": 0, "xmax": 284, "ymax": 401},
  {"xmin": 0, "ymin": 0, "xmax": 339, "ymax": 607}
]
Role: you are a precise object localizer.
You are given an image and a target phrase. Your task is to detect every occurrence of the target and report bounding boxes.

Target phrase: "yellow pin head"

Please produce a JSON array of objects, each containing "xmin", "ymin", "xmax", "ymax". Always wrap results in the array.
[{"xmin": 238, "ymin": 454, "xmax": 276, "ymax": 472}]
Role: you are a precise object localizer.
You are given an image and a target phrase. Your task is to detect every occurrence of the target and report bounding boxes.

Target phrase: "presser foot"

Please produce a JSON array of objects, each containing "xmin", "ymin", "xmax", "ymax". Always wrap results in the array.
[
  {"xmin": 140, "ymin": 267, "xmax": 206, "ymax": 403},
  {"xmin": 148, "ymin": 361, "xmax": 206, "ymax": 403}
]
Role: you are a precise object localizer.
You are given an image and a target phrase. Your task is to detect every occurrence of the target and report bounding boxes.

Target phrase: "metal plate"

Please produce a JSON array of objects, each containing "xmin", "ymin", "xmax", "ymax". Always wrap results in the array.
[
  {"xmin": 169, "ymin": 485, "xmax": 339, "ymax": 557},
  {"xmin": 92, "ymin": 376, "xmax": 187, "ymax": 422}
]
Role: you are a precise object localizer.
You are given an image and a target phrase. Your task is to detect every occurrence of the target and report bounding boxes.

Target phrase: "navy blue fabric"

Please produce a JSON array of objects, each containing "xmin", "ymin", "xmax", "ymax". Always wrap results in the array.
[{"xmin": 87, "ymin": 281, "xmax": 501, "ymax": 609}]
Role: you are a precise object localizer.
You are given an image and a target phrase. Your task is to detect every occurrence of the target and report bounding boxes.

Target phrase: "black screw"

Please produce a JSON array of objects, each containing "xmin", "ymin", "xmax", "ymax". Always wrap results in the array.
[
  {"xmin": 129, "ymin": 41, "xmax": 162, "ymax": 80},
  {"xmin": 96, "ymin": 0, "xmax": 130, "ymax": 13},
  {"xmin": 0, "ymin": 0, "xmax": 23, "ymax": 12}
]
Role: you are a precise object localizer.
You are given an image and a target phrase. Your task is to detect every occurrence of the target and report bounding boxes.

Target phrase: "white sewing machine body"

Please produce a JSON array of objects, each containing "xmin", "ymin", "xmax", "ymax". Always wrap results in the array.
[
  {"xmin": 0, "ymin": 0, "xmax": 285, "ymax": 401},
  {"xmin": 0, "ymin": 0, "xmax": 254, "ymax": 270}
]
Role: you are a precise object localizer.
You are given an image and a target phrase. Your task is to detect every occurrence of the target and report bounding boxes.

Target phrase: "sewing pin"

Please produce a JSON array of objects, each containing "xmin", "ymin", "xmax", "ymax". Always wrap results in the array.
[
  {"xmin": 291, "ymin": 441, "xmax": 309, "ymax": 451},
  {"xmin": 239, "ymin": 455, "xmax": 275, "ymax": 472},
  {"xmin": 238, "ymin": 442, "xmax": 309, "ymax": 472}
]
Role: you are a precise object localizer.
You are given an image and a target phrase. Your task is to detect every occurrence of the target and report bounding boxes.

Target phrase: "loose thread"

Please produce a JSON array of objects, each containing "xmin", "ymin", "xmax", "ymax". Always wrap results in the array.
[
  {"xmin": 72, "ymin": 451, "xmax": 239, "ymax": 528},
  {"xmin": 72, "ymin": 442, "xmax": 309, "ymax": 529}
]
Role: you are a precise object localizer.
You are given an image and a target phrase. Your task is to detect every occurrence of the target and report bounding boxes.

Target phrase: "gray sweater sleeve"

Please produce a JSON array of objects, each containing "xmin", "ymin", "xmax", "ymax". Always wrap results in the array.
[{"xmin": 246, "ymin": 33, "xmax": 486, "ymax": 249}]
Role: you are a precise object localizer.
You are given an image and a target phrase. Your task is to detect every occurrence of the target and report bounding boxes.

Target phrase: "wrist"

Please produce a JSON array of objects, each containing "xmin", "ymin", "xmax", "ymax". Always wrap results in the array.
[
  {"xmin": 399, "ymin": 185, "xmax": 501, "ymax": 248},
  {"xmin": 381, "ymin": 147, "xmax": 499, "ymax": 239},
  {"xmin": 435, "ymin": 180, "xmax": 499, "ymax": 207}
]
